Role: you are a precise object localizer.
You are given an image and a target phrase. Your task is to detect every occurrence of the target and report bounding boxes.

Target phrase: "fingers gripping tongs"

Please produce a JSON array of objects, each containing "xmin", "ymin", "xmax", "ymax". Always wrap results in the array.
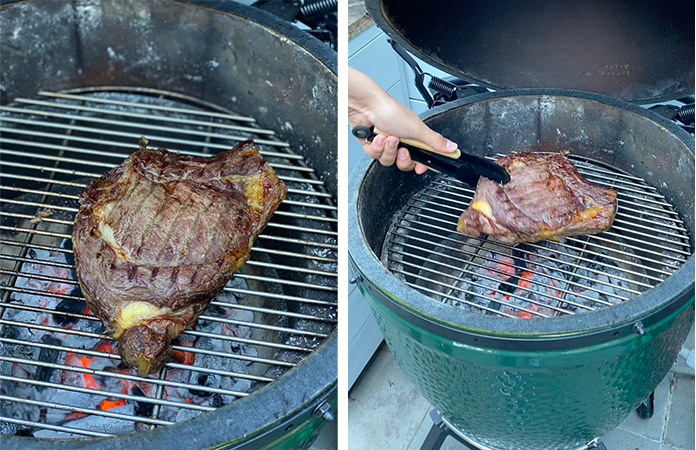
[{"xmin": 351, "ymin": 125, "xmax": 511, "ymax": 187}]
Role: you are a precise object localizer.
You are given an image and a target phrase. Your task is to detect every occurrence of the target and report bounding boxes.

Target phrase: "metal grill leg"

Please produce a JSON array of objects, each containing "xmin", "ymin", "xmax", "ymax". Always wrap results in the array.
[
  {"xmin": 421, "ymin": 409, "xmax": 610, "ymax": 450},
  {"xmin": 419, "ymin": 410, "xmax": 483, "ymax": 450},
  {"xmin": 419, "ymin": 422, "xmax": 448, "ymax": 450},
  {"xmin": 636, "ymin": 391, "xmax": 655, "ymax": 419}
]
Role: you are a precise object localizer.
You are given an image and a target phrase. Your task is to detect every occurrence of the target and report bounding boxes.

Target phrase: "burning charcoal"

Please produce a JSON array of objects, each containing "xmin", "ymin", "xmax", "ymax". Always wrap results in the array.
[
  {"xmin": 34, "ymin": 335, "xmax": 62, "ymax": 391},
  {"xmin": 175, "ymin": 407, "xmax": 204, "ymax": 423},
  {"xmin": 53, "ymin": 287, "xmax": 87, "ymax": 326},
  {"xmin": 211, "ymin": 393, "xmax": 223, "ymax": 408},
  {"xmin": 188, "ymin": 374, "xmax": 215, "ymax": 397},
  {"xmin": 36, "ymin": 404, "xmax": 136, "ymax": 438},
  {"xmin": 14, "ymin": 427, "xmax": 35, "ymax": 437},
  {"xmin": 204, "ymin": 304, "xmax": 227, "ymax": 318},
  {"xmin": 226, "ymin": 276, "xmax": 248, "ymax": 299},
  {"xmin": 188, "ymin": 373, "xmax": 217, "ymax": 397},
  {"xmin": 131, "ymin": 385, "xmax": 154, "ymax": 417},
  {"xmin": 60, "ymin": 239, "xmax": 78, "ymax": 280}
]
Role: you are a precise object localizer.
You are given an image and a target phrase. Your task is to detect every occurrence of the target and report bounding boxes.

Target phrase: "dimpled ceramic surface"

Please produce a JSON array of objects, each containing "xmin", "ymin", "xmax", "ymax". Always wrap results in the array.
[{"xmin": 362, "ymin": 286, "xmax": 694, "ymax": 450}]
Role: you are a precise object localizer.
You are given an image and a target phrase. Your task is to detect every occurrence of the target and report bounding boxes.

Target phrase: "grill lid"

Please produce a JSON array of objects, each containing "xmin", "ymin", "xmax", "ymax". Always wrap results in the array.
[{"xmin": 365, "ymin": 0, "xmax": 695, "ymax": 103}]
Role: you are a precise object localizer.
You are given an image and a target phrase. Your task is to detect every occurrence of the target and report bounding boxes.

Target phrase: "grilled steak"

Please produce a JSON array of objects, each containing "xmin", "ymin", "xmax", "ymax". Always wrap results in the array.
[
  {"xmin": 457, "ymin": 152, "xmax": 617, "ymax": 244},
  {"xmin": 72, "ymin": 138, "xmax": 287, "ymax": 377}
]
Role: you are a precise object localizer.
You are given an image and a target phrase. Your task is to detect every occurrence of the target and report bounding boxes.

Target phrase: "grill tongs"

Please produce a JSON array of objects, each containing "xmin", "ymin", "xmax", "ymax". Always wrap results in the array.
[{"xmin": 352, "ymin": 126, "xmax": 510, "ymax": 186}]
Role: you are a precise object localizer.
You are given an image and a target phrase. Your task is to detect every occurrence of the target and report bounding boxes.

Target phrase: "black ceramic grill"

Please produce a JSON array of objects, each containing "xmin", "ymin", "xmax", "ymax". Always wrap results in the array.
[
  {"xmin": 0, "ymin": 90, "xmax": 337, "ymax": 438},
  {"xmin": 383, "ymin": 154, "xmax": 691, "ymax": 318}
]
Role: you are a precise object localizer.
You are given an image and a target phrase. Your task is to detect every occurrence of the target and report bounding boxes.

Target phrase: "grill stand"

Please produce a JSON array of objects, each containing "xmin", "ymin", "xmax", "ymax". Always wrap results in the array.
[{"xmin": 420, "ymin": 410, "xmax": 608, "ymax": 450}]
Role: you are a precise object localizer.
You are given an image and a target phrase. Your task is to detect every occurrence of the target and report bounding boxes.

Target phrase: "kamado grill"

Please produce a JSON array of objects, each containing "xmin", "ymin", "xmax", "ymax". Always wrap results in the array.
[
  {"xmin": 350, "ymin": 1, "xmax": 694, "ymax": 450},
  {"xmin": 0, "ymin": 1, "xmax": 336, "ymax": 449}
]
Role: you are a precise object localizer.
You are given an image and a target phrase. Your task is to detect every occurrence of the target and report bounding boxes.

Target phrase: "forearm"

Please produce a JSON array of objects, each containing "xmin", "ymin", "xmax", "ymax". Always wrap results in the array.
[{"xmin": 348, "ymin": 67, "xmax": 390, "ymax": 125}]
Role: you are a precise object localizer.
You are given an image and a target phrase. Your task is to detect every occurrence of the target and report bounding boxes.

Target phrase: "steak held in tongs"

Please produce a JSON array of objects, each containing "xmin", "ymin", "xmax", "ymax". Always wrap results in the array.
[
  {"xmin": 457, "ymin": 152, "xmax": 617, "ymax": 244},
  {"xmin": 72, "ymin": 138, "xmax": 287, "ymax": 377}
]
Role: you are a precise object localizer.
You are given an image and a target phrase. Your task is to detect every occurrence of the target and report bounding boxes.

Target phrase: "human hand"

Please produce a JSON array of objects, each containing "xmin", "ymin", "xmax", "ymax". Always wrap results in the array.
[{"xmin": 348, "ymin": 67, "xmax": 458, "ymax": 174}]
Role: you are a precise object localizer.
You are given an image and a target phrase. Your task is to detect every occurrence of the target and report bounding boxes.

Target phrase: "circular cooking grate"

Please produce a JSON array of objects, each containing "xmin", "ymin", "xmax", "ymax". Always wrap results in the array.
[
  {"xmin": 383, "ymin": 154, "xmax": 691, "ymax": 318},
  {"xmin": 0, "ymin": 89, "xmax": 337, "ymax": 438}
]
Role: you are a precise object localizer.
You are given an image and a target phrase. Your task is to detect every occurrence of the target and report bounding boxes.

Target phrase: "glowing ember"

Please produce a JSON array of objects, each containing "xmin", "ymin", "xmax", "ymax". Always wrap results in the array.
[
  {"xmin": 451, "ymin": 240, "xmax": 632, "ymax": 318},
  {"xmin": 80, "ymin": 356, "xmax": 100, "ymax": 390},
  {"xmin": 98, "ymin": 398, "xmax": 126, "ymax": 411},
  {"xmin": 2, "ymin": 244, "xmax": 259, "ymax": 436}
]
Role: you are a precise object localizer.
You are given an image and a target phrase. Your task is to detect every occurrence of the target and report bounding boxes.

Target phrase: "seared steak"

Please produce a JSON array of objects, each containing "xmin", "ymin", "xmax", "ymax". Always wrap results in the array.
[
  {"xmin": 72, "ymin": 138, "xmax": 287, "ymax": 377},
  {"xmin": 457, "ymin": 152, "xmax": 617, "ymax": 243}
]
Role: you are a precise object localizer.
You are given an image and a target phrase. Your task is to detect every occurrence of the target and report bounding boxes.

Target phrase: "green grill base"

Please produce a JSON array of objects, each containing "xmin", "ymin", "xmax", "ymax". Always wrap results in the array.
[{"xmin": 361, "ymin": 284, "xmax": 694, "ymax": 450}]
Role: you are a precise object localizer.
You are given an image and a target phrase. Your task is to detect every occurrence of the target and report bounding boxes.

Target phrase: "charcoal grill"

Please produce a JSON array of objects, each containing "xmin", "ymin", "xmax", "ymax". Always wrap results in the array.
[
  {"xmin": 350, "ymin": 90, "xmax": 695, "ymax": 450},
  {"xmin": 350, "ymin": 1, "xmax": 694, "ymax": 449},
  {"xmin": 0, "ymin": 1, "xmax": 336, "ymax": 449},
  {"xmin": 385, "ymin": 152, "xmax": 690, "ymax": 319}
]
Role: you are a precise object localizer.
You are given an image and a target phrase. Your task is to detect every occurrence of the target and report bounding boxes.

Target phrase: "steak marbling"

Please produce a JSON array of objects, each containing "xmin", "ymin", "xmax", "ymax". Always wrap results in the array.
[
  {"xmin": 72, "ymin": 138, "xmax": 287, "ymax": 377},
  {"xmin": 457, "ymin": 152, "xmax": 617, "ymax": 244}
]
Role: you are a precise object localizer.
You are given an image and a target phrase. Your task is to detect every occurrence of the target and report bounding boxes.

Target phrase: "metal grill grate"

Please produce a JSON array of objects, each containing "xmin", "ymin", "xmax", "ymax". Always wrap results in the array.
[
  {"xmin": 0, "ymin": 89, "xmax": 337, "ymax": 438},
  {"xmin": 384, "ymin": 154, "xmax": 691, "ymax": 319}
]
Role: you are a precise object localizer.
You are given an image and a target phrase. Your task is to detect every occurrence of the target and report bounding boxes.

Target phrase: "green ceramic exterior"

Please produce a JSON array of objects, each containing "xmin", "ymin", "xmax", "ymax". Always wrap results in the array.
[
  {"xmin": 361, "ymin": 284, "xmax": 694, "ymax": 450},
  {"xmin": 256, "ymin": 397, "xmax": 337, "ymax": 450}
]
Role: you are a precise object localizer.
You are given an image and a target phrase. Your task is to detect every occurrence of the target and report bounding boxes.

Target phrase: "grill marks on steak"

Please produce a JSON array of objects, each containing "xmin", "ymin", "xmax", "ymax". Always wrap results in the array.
[
  {"xmin": 457, "ymin": 152, "xmax": 617, "ymax": 244},
  {"xmin": 73, "ymin": 139, "xmax": 287, "ymax": 377}
]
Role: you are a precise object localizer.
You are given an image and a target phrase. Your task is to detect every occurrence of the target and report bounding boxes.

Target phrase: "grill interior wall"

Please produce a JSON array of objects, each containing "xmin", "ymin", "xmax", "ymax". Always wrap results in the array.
[{"xmin": 0, "ymin": 0, "xmax": 338, "ymax": 195}]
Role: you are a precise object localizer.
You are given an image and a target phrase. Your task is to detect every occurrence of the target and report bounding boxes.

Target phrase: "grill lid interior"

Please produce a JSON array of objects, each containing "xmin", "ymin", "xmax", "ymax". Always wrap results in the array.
[{"xmin": 366, "ymin": 0, "xmax": 695, "ymax": 103}]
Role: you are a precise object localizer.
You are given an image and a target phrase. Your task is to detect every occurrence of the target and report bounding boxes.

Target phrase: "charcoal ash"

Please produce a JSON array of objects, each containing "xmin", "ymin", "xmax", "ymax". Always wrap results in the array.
[
  {"xmin": 173, "ymin": 406, "xmax": 204, "ymax": 423},
  {"xmin": 226, "ymin": 276, "xmax": 249, "ymax": 299},
  {"xmin": 184, "ymin": 318, "xmax": 255, "ymax": 406},
  {"xmin": 0, "ymin": 371, "xmax": 40, "ymax": 436},
  {"xmin": 34, "ymin": 404, "xmax": 137, "ymax": 439},
  {"xmin": 0, "ymin": 342, "xmax": 12, "ymax": 378}
]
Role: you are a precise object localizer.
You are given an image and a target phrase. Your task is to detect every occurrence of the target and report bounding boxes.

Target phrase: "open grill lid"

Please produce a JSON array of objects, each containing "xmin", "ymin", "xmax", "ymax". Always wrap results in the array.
[{"xmin": 365, "ymin": 0, "xmax": 695, "ymax": 103}]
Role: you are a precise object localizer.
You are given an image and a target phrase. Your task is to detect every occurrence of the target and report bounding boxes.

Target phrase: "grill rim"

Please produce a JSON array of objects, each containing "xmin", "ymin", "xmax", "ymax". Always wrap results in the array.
[
  {"xmin": 0, "ymin": 0, "xmax": 338, "ymax": 445},
  {"xmin": 348, "ymin": 88, "xmax": 695, "ymax": 349}
]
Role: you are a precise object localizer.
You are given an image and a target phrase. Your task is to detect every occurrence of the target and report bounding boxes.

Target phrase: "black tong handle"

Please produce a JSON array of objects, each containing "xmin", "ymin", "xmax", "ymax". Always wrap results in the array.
[{"xmin": 352, "ymin": 125, "xmax": 440, "ymax": 169}]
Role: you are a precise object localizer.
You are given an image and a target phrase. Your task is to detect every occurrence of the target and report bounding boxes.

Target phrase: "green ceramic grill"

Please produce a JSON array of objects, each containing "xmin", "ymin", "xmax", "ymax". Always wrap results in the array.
[{"xmin": 348, "ymin": 90, "xmax": 694, "ymax": 450}]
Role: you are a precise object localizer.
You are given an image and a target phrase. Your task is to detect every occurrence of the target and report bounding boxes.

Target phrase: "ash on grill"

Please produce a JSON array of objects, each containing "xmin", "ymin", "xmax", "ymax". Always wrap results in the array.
[
  {"xmin": 0, "ymin": 91, "xmax": 337, "ymax": 438},
  {"xmin": 384, "ymin": 156, "xmax": 690, "ymax": 319}
]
